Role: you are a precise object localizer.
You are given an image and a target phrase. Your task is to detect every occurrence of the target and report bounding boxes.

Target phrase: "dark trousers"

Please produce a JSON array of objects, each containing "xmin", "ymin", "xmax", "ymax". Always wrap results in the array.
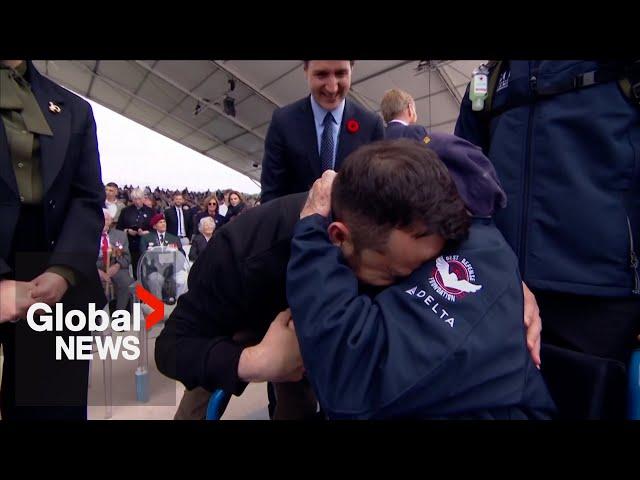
[
  {"xmin": 130, "ymin": 249, "xmax": 141, "ymax": 280},
  {"xmin": 0, "ymin": 205, "xmax": 88, "ymax": 420},
  {"xmin": 535, "ymin": 289, "xmax": 640, "ymax": 419}
]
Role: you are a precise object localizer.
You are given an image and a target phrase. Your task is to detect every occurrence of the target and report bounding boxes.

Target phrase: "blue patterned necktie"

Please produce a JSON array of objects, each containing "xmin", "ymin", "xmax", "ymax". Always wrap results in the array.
[{"xmin": 320, "ymin": 112, "xmax": 336, "ymax": 172}]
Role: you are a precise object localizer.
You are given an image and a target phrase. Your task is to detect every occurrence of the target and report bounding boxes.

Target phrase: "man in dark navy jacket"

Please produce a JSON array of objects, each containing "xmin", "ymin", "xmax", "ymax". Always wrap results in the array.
[
  {"xmin": 455, "ymin": 60, "xmax": 640, "ymax": 418},
  {"xmin": 286, "ymin": 140, "xmax": 555, "ymax": 419},
  {"xmin": 381, "ymin": 88, "xmax": 431, "ymax": 144},
  {"xmin": 260, "ymin": 61, "xmax": 384, "ymax": 204}
]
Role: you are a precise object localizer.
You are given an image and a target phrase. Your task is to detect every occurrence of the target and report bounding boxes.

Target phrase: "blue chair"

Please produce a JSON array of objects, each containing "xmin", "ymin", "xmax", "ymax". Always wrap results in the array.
[{"xmin": 206, "ymin": 389, "xmax": 230, "ymax": 420}]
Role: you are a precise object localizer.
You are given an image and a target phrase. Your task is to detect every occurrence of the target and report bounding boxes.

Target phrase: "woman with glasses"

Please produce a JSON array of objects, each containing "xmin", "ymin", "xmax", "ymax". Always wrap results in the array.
[{"xmin": 192, "ymin": 194, "xmax": 226, "ymax": 238}]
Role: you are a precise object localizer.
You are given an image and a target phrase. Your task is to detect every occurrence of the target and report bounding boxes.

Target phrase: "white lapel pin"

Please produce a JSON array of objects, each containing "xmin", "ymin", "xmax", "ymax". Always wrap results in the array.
[{"xmin": 48, "ymin": 101, "xmax": 61, "ymax": 114}]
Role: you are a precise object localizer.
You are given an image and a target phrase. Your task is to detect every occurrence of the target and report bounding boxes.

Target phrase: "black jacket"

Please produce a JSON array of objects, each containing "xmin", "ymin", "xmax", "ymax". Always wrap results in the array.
[
  {"xmin": 116, "ymin": 204, "xmax": 154, "ymax": 252},
  {"xmin": 188, "ymin": 233, "xmax": 212, "ymax": 262},
  {"xmin": 155, "ymin": 193, "xmax": 306, "ymax": 395},
  {"xmin": 164, "ymin": 205, "xmax": 193, "ymax": 239}
]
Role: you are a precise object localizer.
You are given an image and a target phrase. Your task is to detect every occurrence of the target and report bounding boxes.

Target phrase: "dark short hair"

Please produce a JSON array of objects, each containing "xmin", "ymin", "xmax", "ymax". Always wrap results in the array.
[
  {"xmin": 106, "ymin": 182, "xmax": 119, "ymax": 189},
  {"xmin": 303, "ymin": 60, "xmax": 355, "ymax": 69},
  {"xmin": 332, "ymin": 139, "xmax": 470, "ymax": 251}
]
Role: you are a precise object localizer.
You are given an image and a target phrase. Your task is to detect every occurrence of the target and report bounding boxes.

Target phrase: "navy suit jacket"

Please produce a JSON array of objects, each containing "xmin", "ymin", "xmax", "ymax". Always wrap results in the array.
[
  {"xmin": 260, "ymin": 96, "xmax": 384, "ymax": 203},
  {"xmin": 0, "ymin": 61, "xmax": 105, "ymax": 306},
  {"xmin": 384, "ymin": 121, "xmax": 430, "ymax": 143}
]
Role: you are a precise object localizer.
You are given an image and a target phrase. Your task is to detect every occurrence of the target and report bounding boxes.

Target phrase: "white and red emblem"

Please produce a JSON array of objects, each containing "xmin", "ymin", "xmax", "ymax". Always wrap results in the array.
[{"xmin": 428, "ymin": 255, "xmax": 482, "ymax": 302}]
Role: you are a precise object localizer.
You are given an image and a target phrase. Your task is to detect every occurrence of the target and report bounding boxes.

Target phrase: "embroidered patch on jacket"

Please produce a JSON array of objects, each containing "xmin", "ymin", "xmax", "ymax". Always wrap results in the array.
[{"xmin": 428, "ymin": 255, "xmax": 482, "ymax": 302}]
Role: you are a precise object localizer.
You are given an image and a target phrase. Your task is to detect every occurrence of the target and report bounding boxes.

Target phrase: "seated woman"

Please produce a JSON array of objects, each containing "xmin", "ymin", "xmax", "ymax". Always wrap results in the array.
[{"xmin": 189, "ymin": 216, "xmax": 216, "ymax": 263}]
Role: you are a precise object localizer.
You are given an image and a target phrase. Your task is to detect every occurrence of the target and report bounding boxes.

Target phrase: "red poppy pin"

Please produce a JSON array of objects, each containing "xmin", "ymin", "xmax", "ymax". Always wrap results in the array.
[{"xmin": 346, "ymin": 119, "xmax": 360, "ymax": 134}]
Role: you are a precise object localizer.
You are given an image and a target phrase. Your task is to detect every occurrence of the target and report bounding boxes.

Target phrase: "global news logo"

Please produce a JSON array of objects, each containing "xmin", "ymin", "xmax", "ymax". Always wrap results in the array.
[{"xmin": 25, "ymin": 285, "xmax": 164, "ymax": 361}]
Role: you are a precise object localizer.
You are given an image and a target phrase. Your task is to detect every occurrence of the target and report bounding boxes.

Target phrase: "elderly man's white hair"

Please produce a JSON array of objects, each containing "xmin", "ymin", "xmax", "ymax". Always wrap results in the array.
[
  {"xmin": 198, "ymin": 216, "xmax": 216, "ymax": 233},
  {"xmin": 130, "ymin": 188, "xmax": 145, "ymax": 200}
]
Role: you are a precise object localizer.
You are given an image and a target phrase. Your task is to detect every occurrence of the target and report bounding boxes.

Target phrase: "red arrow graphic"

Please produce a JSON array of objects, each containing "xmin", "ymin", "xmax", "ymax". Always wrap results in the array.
[{"xmin": 135, "ymin": 284, "xmax": 165, "ymax": 330}]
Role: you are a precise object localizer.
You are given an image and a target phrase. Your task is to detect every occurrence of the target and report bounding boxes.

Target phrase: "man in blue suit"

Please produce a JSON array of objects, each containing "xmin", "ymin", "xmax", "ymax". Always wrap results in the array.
[
  {"xmin": 260, "ymin": 60, "xmax": 384, "ymax": 204},
  {"xmin": 0, "ymin": 60, "xmax": 105, "ymax": 420},
  {"xmin": 381, "ymin": 88, "xmax": 431, "ymax": 143}
]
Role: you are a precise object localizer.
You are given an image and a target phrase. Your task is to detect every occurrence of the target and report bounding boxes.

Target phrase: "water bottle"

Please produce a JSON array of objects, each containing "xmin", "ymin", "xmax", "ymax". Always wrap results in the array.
[
  {"xmin": 629, "ymin": 348, "xmax": 640, "ymax": 420},
  {"xmin": 469, "ymin": 64, "xmax": 489, "ymax": 112},
  {"xmin": 135, "ymin": 366, "xmax": 149, "ymax": 403}
]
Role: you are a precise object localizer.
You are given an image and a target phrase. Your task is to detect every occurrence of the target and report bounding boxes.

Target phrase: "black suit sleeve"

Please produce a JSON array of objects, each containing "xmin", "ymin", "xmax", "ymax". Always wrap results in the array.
[
  {"xmin": 116, "ymin": 208, "xmax": 127, "ymax": 231},
  {"xmin": 48, "ymin": 103, "xmax": 105, "ymax": 281},
  {"xmin": 155, "ymin": 228, "xmax": 248, "ymax": 395},
  {"xmin": 260, "ymin": 110, "xmax": 290, "ymax": 204}
]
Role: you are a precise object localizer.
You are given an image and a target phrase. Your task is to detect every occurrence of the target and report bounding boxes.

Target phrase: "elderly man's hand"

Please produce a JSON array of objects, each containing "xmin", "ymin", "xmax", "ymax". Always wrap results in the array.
[
  {"xmin": 30, "ymin": 272, "xmax": 69, "ymax": 306},
  {"xmin": 0, "ymin": 280, "xmax": 35, "ymax": 323},
  {"xmin": 522, "ymin": 282, "xmax": 542, "ymax": 368},
  {"xmin": 237, "ymin": 309, "xmax": 305, "ymax": 383},
  {"xmin": 300, "ymin": 170, "xmax": 337, "ymax": 219}
]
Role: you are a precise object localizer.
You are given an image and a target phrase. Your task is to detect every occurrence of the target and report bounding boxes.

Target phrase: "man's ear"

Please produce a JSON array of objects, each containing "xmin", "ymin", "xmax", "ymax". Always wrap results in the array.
[{"xmin": 327, "ymin": 221, "xmax": 351, "ymax": 247}]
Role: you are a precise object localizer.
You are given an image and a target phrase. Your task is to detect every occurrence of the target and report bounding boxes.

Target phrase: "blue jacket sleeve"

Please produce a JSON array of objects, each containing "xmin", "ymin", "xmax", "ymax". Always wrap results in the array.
[
  {"xmin": 453, "ymin": 84, "xmax": 491, "ymax": 154},
  {"xmin": 286, "ymin": 215, "xmax": 397, "ymax": 418}
]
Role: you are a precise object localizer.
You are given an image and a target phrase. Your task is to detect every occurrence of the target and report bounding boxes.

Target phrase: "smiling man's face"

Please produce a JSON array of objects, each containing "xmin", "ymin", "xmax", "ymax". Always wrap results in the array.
[{"xmin": 305, "ymin": 60, "xmax": 352, "ymax": 111}]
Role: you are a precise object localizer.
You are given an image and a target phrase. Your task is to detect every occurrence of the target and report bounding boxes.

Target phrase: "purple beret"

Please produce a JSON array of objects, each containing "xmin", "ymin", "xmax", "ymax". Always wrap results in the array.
[{"xmin": 425, "ymin": 132, "xmax": 507, "ymax": 217}]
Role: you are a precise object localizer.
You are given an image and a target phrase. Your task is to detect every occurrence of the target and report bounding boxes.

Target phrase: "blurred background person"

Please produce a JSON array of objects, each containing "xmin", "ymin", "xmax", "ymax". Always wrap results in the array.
[
  {"xmin": 104, "ymin": 182, "xmax": 125, "ymax": 223},
  {"xmin": 116, "ymin": 187, "xmax": 152, "ymax": 279},
  {"xmin": 97, "ymin": 210, "xmax": 133, "ymax": 311},
  {"xmin": 189, "ymin": 216, "xmax": 216, "ymax": 263},
  {"xmin": 225, "ymin": 190, "xmax": 246, "ymax": 222}
]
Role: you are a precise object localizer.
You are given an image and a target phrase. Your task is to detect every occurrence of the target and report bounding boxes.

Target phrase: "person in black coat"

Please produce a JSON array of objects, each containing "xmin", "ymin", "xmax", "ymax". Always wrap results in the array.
[
  {"xmin": 116, "ymin": 187, "xmax": 153, "ymax": 279},
  {"xmin": 189, "ymin": 216, "xmax": 216, "ymax": 263},
  {"xmin": 260, "ymin": 61, "xmax": 384, "ymax": 204},
  {"xmin": 224, "ymin": 190, "xmax": 246, "ymax": 223},
  {"xmin": 0, "ymin": 60, "xmax": 105, "ymax": 419}
]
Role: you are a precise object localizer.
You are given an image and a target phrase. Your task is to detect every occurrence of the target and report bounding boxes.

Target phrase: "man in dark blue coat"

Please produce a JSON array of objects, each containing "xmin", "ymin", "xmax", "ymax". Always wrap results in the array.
[
  {"xmin": 260, "ymin": 61, "xmax": 384, "ymax": 204},
  {"xmin": 0, "ymin": 60, "xmax": 105, "ymax": 419},
  {"xmin": 286, "ymin": 139, "xmax": 555, "ymax": 419},
  {"xmin": 381, "ymin": 88, "xmax": 431, "ymax": 144},
  {"xmin": 455, "ymin": 60, "xmax": 640, "ymax": 418}
]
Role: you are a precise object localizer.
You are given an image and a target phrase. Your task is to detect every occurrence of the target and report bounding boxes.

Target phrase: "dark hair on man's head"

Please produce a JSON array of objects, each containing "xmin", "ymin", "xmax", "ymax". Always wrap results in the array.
[
  {"xmin": 332, "ymin": 139, "xmax": 470, "ymax": 251},
  {"xmin": 106, "ymin": 182, "xmax": 119, "ymax": 189},
  {"xmin": 303, "ymin": 60, "xmax": 355, "ymax": 69}
]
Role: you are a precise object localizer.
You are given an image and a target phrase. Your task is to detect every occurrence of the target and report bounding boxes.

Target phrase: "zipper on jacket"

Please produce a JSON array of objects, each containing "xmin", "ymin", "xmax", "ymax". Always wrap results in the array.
[
  {"xmin": 518, "ymin": 64, "xmax": 538, "ymax": 276},
  {"xmin": 628, "ymin": 216, "xmax": 640, "ymax": 295}
]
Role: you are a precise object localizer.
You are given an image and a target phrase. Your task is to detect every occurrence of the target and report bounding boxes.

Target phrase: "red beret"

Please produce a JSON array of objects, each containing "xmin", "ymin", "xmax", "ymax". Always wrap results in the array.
[{"xmin": 150, "ymin": 213, "xmax": 165, "ymax": 228}]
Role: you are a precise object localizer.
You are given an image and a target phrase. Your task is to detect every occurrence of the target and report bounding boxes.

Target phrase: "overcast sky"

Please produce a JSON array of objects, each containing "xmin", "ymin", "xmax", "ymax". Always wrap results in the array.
[{"xmin": 88, "ymin": 98, "xmax": 261, "ymax": 194}]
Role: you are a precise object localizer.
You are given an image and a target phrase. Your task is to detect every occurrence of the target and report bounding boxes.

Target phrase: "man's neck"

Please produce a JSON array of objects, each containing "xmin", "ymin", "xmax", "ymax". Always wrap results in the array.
[{"xmin": 390, "ymin": 117, "xmax": 410, "ymax": 126}]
